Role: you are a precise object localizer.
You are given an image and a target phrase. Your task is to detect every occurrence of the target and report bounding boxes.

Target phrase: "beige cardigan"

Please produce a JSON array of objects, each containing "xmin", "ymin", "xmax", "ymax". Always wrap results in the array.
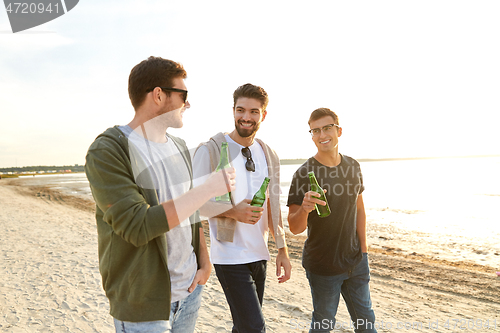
[{"xmin": 196, "ymin": 132, "xmax": 286, "ymax": 249}]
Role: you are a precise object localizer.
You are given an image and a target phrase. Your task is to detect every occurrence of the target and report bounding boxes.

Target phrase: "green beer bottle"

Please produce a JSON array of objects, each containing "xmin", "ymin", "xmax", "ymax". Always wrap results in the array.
[
  {"xmin": 308, "ymin": 171, "xmax": 331, "ymax": 218},
  {"xmin": 250, "ymin": 177, "xmax": 270, "ymax": 210},
  {"xmin": 215, "ymin": 142, "xmax": 232, "ymax": 202}
]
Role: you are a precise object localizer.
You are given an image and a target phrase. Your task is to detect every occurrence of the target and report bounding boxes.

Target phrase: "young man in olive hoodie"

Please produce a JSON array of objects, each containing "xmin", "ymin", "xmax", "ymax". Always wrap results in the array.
[{"xmin": 85, "ymin": 56, "xmax": 236, "ymax": 333}]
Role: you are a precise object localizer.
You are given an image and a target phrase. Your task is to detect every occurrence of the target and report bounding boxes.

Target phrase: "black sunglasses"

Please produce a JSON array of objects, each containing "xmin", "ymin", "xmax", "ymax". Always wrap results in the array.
[
  {"xmin": 241, "ymin": 147, "xmax": 255, "ymax": 172},
  {"xmin": 148, "ymin": 87, "xmax": 188, "ymax": 103}
]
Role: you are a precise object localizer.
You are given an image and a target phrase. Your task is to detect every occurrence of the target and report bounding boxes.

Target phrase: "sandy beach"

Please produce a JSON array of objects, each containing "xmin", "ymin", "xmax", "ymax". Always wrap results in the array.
[{"xmin": 0, "ymin": 178, "xmax": 499, "ymax": 332}]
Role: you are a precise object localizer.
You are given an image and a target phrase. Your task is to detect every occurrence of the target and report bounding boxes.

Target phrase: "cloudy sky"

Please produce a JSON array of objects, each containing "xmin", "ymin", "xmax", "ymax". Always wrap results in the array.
[{"xmin": 1, "ymin": 1, "xmax": 499, "ymax": 168}]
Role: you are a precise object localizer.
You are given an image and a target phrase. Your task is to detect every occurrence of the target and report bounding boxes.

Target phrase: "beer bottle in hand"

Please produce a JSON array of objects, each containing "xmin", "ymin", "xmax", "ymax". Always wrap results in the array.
[
  {"xmin": 215, "ymin": 142, "xmax": 232, "ymax": 202},
  {"xmin": 251, "ymin": 177, "xmax": 270, "ymax": 211},
  {"xmin": 308, "ymin": 171, "xmax": 331, "ymax": 218}
]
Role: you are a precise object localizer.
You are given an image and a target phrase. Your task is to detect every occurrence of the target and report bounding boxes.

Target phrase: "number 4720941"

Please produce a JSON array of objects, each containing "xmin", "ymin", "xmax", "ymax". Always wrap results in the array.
[{"xmin": 5, "ymin": 2, "xmax": 60, "ymax": 14}]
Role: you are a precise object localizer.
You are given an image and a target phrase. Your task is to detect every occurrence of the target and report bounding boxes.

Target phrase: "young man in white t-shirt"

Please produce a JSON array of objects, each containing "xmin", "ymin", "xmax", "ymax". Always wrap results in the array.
[{"xmin": 193, "ymin": 83, "xmax": 291, "ymax": 333}]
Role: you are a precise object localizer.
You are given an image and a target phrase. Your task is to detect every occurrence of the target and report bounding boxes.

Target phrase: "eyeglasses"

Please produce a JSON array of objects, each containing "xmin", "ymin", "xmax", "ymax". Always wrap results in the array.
[
  {"xmin": 308, "ymin": 123, "xmax": 340, "ymax": 137},
  {"xmin": 160, "ymin": 87, "xmax": 188, "ymax": 103},
  {"xmin": 148, "ymin": 87, "xmax": 188, "ymax": 103},
  {"xmin": 241, "ymin": 147, "xmax": 256, "ymax": 172}
]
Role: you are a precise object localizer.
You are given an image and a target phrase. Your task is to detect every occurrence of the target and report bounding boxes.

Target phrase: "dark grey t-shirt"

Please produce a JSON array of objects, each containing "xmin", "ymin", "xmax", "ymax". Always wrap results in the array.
[{"xmin": 287, "ymin": 155, "xmax": 364, "ymax": 276}]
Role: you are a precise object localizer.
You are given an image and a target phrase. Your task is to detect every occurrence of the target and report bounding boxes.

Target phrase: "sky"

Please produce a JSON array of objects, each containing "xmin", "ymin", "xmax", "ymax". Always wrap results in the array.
[{"xmin": 1, "ymin": 1, "xmax": 499, "ymax": 168}]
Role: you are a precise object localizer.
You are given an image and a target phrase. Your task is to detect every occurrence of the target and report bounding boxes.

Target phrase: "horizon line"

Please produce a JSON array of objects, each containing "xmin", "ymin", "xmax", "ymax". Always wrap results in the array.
[
  {"xmin": 1, "ymin": 153, "xmax": 500, "ymax": 170},
  {"xmin": 280, "ymin": 154, "xmax": 500, "ymax": 164}
]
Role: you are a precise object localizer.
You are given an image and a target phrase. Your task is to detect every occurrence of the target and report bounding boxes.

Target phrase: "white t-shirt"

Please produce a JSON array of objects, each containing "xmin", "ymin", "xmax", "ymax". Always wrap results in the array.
[
  {"xmin": 193, "ymin": 135, "xmax": 270, "ymax": 265},
  {"xmin": 120, "ymin": 126, "xmax": 197, "ymax": 302}
]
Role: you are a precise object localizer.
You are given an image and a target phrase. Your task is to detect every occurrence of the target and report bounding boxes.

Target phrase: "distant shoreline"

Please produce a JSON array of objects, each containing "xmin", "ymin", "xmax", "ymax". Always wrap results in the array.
[
  {"xmin": 1, "ymin": 154, "xmax": 499, "ymax": 172},
  {"xmin": 0, "ymin": 171, "xmax": 85, "ymax": 179},
  {"xmin": 280, "ymin": 154, "xmax": 500, "ymax": 165}
]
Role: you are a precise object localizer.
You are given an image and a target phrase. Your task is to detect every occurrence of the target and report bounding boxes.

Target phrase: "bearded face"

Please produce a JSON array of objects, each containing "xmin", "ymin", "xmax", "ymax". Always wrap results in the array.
[{"xmin": 233, "ymin": 97, "xmax": 266, "ymax": 139}]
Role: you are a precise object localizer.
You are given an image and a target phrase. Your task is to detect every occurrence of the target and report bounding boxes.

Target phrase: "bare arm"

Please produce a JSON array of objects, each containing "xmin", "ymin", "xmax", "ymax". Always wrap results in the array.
[
  {"xmin": 287, "ymin": 190, "xmax": 326, "ymax": 235},
  {"xmin": 163, "ymin": 168, "xmax": 236, "ymax": 230},
  {"xmin": 199, "ymin": 199, "xmax": 264, "ymax": 225},
  {"xmin": 356, "ymin": 194, "xmax": 368, "ymax": 253},
  {"xmin": 267, "ymin": 199, "xmax": 291, "ymax": 282}
]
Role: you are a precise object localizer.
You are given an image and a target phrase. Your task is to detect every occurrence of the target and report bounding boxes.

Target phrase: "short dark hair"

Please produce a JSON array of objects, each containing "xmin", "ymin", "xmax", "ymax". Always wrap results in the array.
[
  {"xmin": 233, "ymin": 83, "xmax": 269, "ymax": 110},
  {"xmin": 128, "ymin": 56, "xmax": 187, "ymax": 110},
  {"xmin": 308, "ymin": 108, "xmax": 339, "ymax": 125}
]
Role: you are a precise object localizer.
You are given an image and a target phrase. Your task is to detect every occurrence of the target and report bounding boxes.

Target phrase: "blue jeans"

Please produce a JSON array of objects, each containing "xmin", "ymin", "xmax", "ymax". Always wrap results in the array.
[
  {"xmin": 306, "ymin": 253, "xmax": 377, "ymax": 333},
  {"xmin": 214, "ymin": 260, "xmax": 267, "ymax": 333},
  {"xmin": 113, "ymin": 284, "xmax": 204, "ymax": 333}
]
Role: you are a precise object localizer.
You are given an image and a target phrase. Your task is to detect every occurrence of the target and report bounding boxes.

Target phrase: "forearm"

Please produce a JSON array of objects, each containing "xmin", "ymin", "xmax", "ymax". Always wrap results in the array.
[
  {"xmin": 199, "ymin": 201, "xmax": 234, "ymax": 220},
  {"xmin": 356, "ymin": 209, "xmax": 368, "ymax": 252},
  {"xmin": 163, "ymin": 183, "xmax": 216, "ymax": 230},
  {"xmin": 278, "ymin": 246, "xmax": 288, "ymax": 256},
  {"xmin": 202, "ymin": 199, "xmax": 264, "ymax": 225},
  {"xmin": 198, "ymin": 226, "xmax": 211, "ymax": 269},
  {"xmin": 288, "ymin": 205, "xmax": 308, "ymax": 234},
  {"xmin": 269, "ymin": 209, "xmax": 287, "ymax": 249}
]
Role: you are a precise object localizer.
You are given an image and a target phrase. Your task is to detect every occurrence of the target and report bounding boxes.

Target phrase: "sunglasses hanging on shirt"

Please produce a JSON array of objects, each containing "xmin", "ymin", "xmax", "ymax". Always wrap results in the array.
[{"xmin": 241, "ymin": 147, "xmax": 256, "ymax": 172}]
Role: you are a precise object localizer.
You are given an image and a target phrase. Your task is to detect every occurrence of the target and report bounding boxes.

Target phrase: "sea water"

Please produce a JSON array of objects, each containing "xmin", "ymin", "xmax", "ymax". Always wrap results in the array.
[{"xmin": 280, "ymin": 156, "xmax": 500, "ymax": 268}]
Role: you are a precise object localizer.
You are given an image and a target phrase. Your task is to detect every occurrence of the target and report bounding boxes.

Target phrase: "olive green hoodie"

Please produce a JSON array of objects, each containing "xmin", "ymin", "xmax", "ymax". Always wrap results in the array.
[{"xmin": 85, "ymin": 126, "xmax": 200, "ymax": 322}]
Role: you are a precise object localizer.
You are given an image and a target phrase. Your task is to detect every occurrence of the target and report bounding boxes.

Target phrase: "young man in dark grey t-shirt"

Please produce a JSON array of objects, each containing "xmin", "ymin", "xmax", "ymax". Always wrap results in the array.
[{"xmin": 287, "ymin": 108, "xmax": 377, "ymax": 333}]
